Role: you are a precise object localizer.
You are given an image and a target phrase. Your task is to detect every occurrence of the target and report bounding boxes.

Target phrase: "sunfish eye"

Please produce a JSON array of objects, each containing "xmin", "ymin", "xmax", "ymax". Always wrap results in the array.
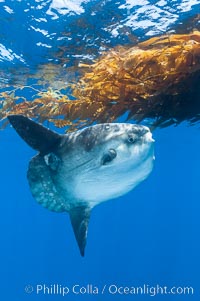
[
  {"xmin": 127, "ymin": 134, "xmax": 137, "ymax": 144},
  {"xmin": 101, "ymin": 149, "xmax": 117, "ymax": 165}
]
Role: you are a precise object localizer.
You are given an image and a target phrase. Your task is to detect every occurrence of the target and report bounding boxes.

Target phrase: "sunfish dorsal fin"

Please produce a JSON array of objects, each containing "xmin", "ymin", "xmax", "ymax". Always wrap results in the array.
[
  {"xmin": 8, "ymin": 115, "xmax": 62, "ymax": 155},
  {"xmin": 69, "ymin": 206, "xmax": 91, "ymax": 257}
]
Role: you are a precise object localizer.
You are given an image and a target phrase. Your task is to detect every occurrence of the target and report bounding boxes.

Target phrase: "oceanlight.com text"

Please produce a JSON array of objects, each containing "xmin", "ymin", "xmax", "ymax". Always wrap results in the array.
[{"xmin": 24, "ymin": 283, "xmax": 194, "ymax": 297}]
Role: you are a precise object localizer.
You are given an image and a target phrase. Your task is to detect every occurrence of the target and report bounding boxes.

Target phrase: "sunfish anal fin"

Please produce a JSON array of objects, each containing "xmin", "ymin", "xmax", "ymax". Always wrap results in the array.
[{"xmin": 69, "ymin": 206, "xmax": 91, "ymax": 257}]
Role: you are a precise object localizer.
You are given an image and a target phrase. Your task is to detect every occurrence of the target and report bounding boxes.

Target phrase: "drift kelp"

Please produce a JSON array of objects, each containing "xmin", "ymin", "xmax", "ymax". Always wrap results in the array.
[{"xmin": 1, "ymin": 31, "xmax": 200, "ymax": 130}]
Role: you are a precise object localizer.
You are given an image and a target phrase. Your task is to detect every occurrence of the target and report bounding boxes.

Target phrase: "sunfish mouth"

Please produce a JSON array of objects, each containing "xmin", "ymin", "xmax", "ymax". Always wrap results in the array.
[
  {"xmin": 8, "ymin": 115, "xmax": 155, "ymax": 257},
  {"xmin": 144, "ymin": 131, "xmax": 155, "ymax": 143}
]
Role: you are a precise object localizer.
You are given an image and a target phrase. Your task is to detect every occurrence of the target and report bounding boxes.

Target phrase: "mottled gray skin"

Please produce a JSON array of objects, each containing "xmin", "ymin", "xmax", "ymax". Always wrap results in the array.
[{"xmin": 8, "ymin": 115, "xmax": 155, "ymax": 256}]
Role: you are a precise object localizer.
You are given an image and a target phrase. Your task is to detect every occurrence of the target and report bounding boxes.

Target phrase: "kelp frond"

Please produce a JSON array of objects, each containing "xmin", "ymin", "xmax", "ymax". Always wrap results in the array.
[{"xmin": 1, "ymin": 31, "xmax": 200, "ymax": 131}]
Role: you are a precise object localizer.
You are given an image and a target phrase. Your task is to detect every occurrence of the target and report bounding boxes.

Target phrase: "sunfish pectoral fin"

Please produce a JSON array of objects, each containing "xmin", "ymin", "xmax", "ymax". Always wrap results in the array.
[
  {"xmin": 69, "ymin": 206, "xmax": 91, "ymax": 257},
  {"xmin": 8, "ymin": 115, "xmax": 62, "ymax": 155}
]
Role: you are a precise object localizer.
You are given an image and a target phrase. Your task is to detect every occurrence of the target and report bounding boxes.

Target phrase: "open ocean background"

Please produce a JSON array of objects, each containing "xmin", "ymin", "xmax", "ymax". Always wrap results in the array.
[{"xmin": 1, "ymin": 1, "xmax": 200, "ymax": 300}]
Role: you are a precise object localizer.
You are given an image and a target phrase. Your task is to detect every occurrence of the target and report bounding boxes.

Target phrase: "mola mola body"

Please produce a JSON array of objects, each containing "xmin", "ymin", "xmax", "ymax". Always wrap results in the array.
[{"xmin": 8, "ymin": 115, "xmax": 155, "ymax": 256}]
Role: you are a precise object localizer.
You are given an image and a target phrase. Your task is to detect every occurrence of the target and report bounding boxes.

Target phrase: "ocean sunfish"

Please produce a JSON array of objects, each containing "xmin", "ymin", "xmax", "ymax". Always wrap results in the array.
[{"xmin": 8, "ymin": 115, "xmax": 155, "ymax": 256}]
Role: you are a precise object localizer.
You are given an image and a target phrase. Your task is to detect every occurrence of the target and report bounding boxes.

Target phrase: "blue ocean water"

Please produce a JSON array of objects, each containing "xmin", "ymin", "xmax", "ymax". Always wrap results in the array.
[{"xmin": 1, "ymin": 1, "xmax": 200, "ymax": 300}]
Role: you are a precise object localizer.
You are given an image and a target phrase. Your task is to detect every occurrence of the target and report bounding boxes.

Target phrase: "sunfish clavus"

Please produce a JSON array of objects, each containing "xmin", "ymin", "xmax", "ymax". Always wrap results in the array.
[{"xmin": 8, "ymin": 115, "xmax": 155, "ymax": 256}]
